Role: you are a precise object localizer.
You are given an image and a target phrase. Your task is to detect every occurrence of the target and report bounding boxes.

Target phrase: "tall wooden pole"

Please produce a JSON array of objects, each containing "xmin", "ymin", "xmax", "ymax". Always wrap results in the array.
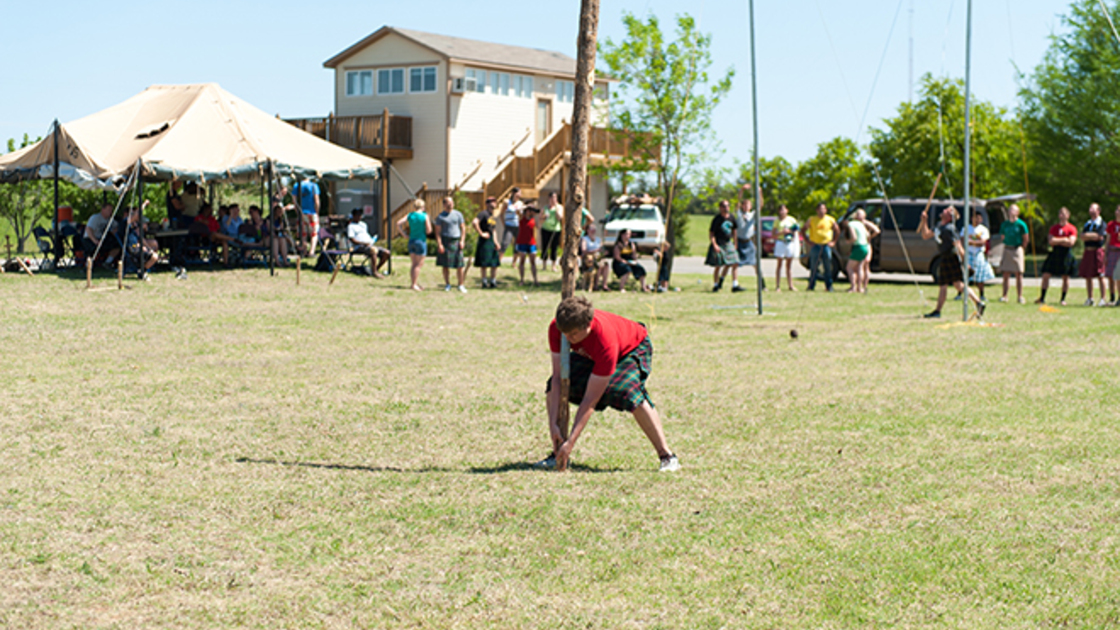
[
  {"xmin": 749, "ymin": 0, "xmax": 763, "ymax": 315},
  {"xmin": 557, "ymin": 0, "xmax": 600, "ymax": 472},
  {"xmin": 962, "ymin": 0, "xmax": 974, "ymax": 321}
]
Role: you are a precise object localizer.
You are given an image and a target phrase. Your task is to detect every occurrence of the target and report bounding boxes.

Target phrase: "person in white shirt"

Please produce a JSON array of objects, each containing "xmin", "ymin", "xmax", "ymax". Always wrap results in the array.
[
  {"xmin": 346, "ymin": 209, "xmax": 390, "ymax": 278},
  {"xmin": 579, "ymin": 224, "xmax": 610, "ymax": 290}
]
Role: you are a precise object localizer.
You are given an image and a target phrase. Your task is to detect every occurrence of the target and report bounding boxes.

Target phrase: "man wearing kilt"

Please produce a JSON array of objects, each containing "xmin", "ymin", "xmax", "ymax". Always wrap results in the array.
[
  {"xmin": 1080, "ymin": 203, "xmax": 1107, "ymax": 306},
  {"xmin": 919, "ymin": 206, "xmax": 986, "ymax": 319},
  {"xmin": 1036, "ymin": 207, "xmax": 1078, "ymax": 305},
  {"xmin": 435, "ymin": 197, "xmax": 468, "ymax": 293},
  {"xmin": 472, "ymin": 197, "xmax": 501, "ymax": 288},
  {"xmin": 538, "ymin": 296, "xmax": 679, "ymax": 472},
  {"xmin": 705, "ymin": 200, "xmax": 739, "ymax": 291}
]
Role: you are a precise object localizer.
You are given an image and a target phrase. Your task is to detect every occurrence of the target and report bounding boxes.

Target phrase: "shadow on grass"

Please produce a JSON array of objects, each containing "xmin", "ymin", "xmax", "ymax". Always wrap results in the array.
[
  {"xmin": 234, "ymin": 456, "xmax": 451, "ymax": 474},
  {"xmin": 235, "ymin": 456, "xmax": 624, "ymax": 474},
  {"xmin": 467, "ymin": 461, "xmax": 624, "ymax": 474}
]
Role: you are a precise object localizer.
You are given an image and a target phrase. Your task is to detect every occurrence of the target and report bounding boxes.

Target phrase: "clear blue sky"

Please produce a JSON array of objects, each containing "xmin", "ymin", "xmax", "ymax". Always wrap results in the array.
[{"xmin": 0, "ymin": 0, "xmax": 1069, "ymax": 173}]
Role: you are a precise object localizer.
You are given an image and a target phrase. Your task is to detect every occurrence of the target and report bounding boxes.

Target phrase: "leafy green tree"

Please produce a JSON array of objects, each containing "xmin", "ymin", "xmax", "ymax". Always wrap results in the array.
[
  {"xmin": 0, "ymin": 136, "xmax": 52, "ymax": 253},
  {"xmin": 1019, "ymin": 0, "xmax": 1120, "ymax": 221},
  {"xmin": 599, "ymin": 12, "xmax": 734, "ymax": 256},
  {"xmin": 870, "ymin": 75, "xmax": 1021, "ymax": 208},
  {"xmin": 736, "ymin": 155, "xmax": 795, "ymax": 214},
  {"xmin": 675, "ymin": 165, "xmax": 733, "ymax": 216},
  {"xmin": 786, "ymin": 137, "xmax": 876, "ymax": 219}
]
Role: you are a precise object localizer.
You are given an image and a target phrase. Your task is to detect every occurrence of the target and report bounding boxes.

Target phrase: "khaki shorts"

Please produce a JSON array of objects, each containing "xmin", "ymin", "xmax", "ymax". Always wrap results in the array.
[{"xmin": 1000, "ymin": 246, "xmax": 1024, "ymax": 274}]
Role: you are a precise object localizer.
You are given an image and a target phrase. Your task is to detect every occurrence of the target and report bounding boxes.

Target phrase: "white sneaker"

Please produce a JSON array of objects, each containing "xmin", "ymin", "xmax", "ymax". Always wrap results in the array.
[
  {"xmin": 1085, "ymin": 298, "xmax": 1095, "ymax": 306},
  {"xmin": 1100, "ymin": 299, "xmax": 1109, "ymax": 307},
  {"xmin": 533, "ymin": 454, "xmax": 556, "ymax": 469},
  {"xmin": 998, "ymin": 296, "xmax": 1008, "ymax": 303},
  {"xmin": 444, "ymin": 284, "xmax": 452, "ymax": 292},
  {"xmin": 458, "ymin": 285, "xmax": 468, "ymax": 293},
  {"xmin": 1018, "ymin": 296, "xmax": 1026, "ymax": 304},
  {"xmin": 659, "ymin": 454, "xmax": 680, "ymax": 472}
]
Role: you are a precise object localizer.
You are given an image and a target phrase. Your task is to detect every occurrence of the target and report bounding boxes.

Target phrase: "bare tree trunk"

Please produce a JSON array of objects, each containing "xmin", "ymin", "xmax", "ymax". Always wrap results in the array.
[
  {"xmin": 562, "ymin": 0, "xmax": 600, "ymax": 300},
  {"xmin": 556, "ymin": 0, "xmax": 599, "ymax": 473}
]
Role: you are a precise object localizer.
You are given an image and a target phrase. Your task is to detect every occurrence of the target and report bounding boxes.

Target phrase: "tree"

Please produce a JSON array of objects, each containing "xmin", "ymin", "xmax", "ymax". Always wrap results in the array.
[
  {"xmin": 1019, "ymin": 0, "xmax": 1120, "ymax": 220},
  {"xmin": 786, "ymin": 137, "xmax": 876, "ymax": 219},
  {"xmin": 736, "ymin": 156, "xmax": 795, "ymax": 214},
  {"xmin": 600, "ymin": 12, "xmax": 734, "ymax": 257},
  {"xmin": 0, "ymin": 135, "xmax": 51, "ymax": 253},
  {"xmin": 870, "ymin": 75, "xmax": 1021, "ymax": 207}
]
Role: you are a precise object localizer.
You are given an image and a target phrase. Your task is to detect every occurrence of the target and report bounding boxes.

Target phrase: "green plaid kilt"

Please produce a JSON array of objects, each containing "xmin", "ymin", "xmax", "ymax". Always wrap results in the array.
[
  {"xmin": 705, "ymin": 241, "xmax": 739, "ymax": 267},
  {"xmin": 436, "ymin": 236, "xmax": 465, "ymax": 268},
  {"xmin": 547, "ymin": 334, "xmax": 654, "ymax": 412}
]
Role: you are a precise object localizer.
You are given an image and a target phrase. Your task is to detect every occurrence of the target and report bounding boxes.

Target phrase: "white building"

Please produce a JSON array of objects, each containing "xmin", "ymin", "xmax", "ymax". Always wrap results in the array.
[{"xmin": 289, "ymin": 26, "xmax": 637, "ymax": 234}]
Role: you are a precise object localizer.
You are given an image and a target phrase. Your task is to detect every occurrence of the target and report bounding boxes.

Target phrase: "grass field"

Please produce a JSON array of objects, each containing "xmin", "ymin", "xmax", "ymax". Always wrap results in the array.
[{"xmin": 2, "ymin": 261, "xmax": 1119, "ymax": 629}]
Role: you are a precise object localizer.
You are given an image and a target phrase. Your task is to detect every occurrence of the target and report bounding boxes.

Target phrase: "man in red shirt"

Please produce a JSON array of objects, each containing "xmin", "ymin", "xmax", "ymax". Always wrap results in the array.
[
  {"xmin": 1036, "ymin": 207, "xmax": 1078, "ymax": 305},
  {"xmin": 1107, "ymin": 206, "xmax": 1120, "ymax": 304},
  {"xmin": 540, "ymin": 296, "xmax": 679, "ymax": 472}
]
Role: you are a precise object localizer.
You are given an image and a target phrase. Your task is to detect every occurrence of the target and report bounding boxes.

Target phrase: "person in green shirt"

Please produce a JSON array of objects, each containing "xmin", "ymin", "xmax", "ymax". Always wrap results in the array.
[
  {"xmin": 998, "ymin": 204, "xmax": 1031, "ymax": 304},
  {"xmin": 396, "ymin": 198, "xmax": 433, "ymax": 292},
  {"xmin": 540, "ymin": 191, "xmax": 564, "ymax": 272}
]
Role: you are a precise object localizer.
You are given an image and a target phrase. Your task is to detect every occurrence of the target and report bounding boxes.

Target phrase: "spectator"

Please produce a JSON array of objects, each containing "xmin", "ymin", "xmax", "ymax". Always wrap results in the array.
[
  {"xmin": 965, "ymin": 210, "xmax": 995, "ymax": 302},
  {"xmin": 773, "ymin": 205, "xmax": 800, "ymax": 292},
  {"xmin": 515, "ymin": 204, "xmax": 540, "ymax": 286},
  {"xmin": 1080, "ymin": 203, "xmax": 1107, "ymax": 306},
  {"xmin": 222, "ymin": 203, "xmax": 244, "ymax": 240},
  {"xmin": 396, "ymin": 198, "xmax": 432, "ymax": 292},
  {"xmin": 240, "ymin": 206, "xmax": 267, "ymax": 243},
  {"xmin": 501, "ymin": 187, "xmax": 524, "ymax": 263},
  {"xmin": 844, "ymin": 208, "xmax": 879, "ymax": 294},
  {"xmin": 84, "ymin": 204, "xmax": 121, "ymax": 265},
  {"xmin": 806, "ymin": 203, "xmax": 839, "ymax": 292},
  {"xmin": 539, "ymin": 295, "xmax": 679, "ymax": 472},
  {"xmin": 730, "ymin": 190, "xmax": 763, "ymax": 293},
  {"xmin": 704, "ymin": 200, "xmax": 739, "ymax": 291},
  {"xmin": 472, "ymin": 197, "xmax": 501, "ymax": 288},
  {"xmin": 919, "ymin": 206, "xmax": 985, "ymax": 319},
  {"xmin": 998, "ymin": 203, "xmax": 1030, "ymax": 304},
  {"xmin": 435, "ymin": 197, "xmax": 468, "ymax": 293},
  {"xmin": 193, "ymin": 203, "xmax": 233, "ymax": 266},
  {"xmin": 611, "ymin": 228, "xmax": 649, "ymax": 292},
  {"xmin": 181, "ymin": 182, "xmax": 203, "ymax": 221},
  {"xmin": 652, "ymin": 239, "xmax": 673, "ymax": 293},
  {"xmin": 579, "ymin": 223, "xmax": 610, "ymax": 291},
  {"xmin": 166, "ymin": 180, "xmax": 185, "ymax": 227},
  {"xmin": 540, "ymin": 191, "xmax": 564, "ymax": 272},
  {"xmin": 1036, "ymin": 207, "xmax": 1078, "ymax": 305},
  {"xmin": 1107, "ymin": 207, "xmax": 1120, "ymax": 305},
  {"xmin": 294, "ymin": 179, "xmax": 321, "ymax": 256},
  {"xmin": 267, "ymin": 203, "xmax": 292, "ymax": 265},
  {"xmin": 346, "ymin": 209, "xmax": 391, "ymax": 278},
  {"xmin": 124, "ymin": 204, "xmax": 158, "ymax": 280}
]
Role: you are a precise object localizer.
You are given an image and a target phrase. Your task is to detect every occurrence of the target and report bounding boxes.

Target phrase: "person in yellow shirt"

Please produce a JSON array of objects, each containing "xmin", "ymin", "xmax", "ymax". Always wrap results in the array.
[{"xmin": 806, "ymin": 203, "xmax": 839, "ymax": 291}]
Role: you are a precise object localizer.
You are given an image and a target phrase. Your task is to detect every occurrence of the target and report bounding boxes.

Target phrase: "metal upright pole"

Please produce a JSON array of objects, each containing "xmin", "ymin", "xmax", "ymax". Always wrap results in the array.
[
  {"xmin": 962, "ymin": 0, "xmax": 973, "ymax": 321},
  {"xmin": 52, "ymin": 120, "xmax": 61, "ymax": 263},
  {"xmin": 267, "ymin": 161, "xmax": 275, "ymax": 276},
  {"xmin": 750, "ymin": 0, "xmax": 763, "ymax": 315}
]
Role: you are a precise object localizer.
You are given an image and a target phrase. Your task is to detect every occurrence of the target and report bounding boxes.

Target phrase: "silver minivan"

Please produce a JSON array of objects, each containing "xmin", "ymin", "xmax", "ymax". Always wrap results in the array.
[{"xmin": 801, "ymin": 194, "xmax": 1032, "ymax": 282}]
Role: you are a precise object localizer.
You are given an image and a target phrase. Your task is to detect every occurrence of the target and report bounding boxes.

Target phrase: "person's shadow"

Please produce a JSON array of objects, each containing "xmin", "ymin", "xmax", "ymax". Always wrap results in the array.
[{"xmin": 235, "ymin": 456, "xmax": 623, "ymax": 474}]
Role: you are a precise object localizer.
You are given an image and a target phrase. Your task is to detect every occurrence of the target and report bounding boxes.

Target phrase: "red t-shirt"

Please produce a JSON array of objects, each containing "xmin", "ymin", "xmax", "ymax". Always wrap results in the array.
[
  {"xmin": 1049, "ymin": 223, "xmax": 1077, "ymax": 243},
  {"xmin": 1107, "ymin": 221, "xmax": 1120, "ymax": 248},
  {"xmin": 197, "ymin": 215, "xmax": 220, "ymax": 234},
  {"xmin": 517, "ymin": 216, "xmax": 537, "ymax": 246},
  {"xmin": 548, "ymin": 310, "xmax": 648, "ymax": 377}
]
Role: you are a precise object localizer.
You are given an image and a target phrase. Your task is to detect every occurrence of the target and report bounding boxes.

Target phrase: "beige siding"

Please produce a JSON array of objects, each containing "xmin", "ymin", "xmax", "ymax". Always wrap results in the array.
[
  {"xmin": 447, "ymin": 64, "xmax": 538, "ymax": 191},
  {"xmin": 332, "ymin": 33, "xmax": 449, "ymax": 211}
]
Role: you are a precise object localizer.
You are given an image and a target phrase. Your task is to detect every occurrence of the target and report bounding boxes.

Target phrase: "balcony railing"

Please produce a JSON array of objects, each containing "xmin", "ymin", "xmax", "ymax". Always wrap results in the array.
[{"xmin": 284, "ymin": 110, "xmax": 413, "ymax": 160}]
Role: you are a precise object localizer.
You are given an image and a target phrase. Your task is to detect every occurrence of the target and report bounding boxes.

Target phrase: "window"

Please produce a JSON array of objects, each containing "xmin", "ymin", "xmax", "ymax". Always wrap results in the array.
[
  {"xmin": 556, "ymin": 80, "xmax": 574, "ymax": 103},
  {"xmin": 465, "ymin": 68, "xmax": 487, "ymax": 93},
  {"xmin": 378, "ymin": 68, "xmax": 404, "ymax": 94},
  {"xmin": 345, "ymin": 71, "xmax": 373, "ymax": 97},
  {"xmin": 410, "ymin": 66, "xmax": 437, "ymax": 93},
  {"xmin": 514, "ymin": 75, "xmax": 534, "ymax": 98},
  {"xmin": 490, "ymin": 72, "xmax": 510, "ymax": 96}
]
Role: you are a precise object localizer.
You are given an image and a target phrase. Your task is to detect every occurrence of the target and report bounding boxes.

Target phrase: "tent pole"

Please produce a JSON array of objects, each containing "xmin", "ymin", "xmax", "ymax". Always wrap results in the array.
[
  {"xmin": 384, "ymin": 160, "xmax": 391, "ymax": 276},
  {"xmin": 53, "ymin": 120, "xmax": 61, "ymax": 264},
  {"xmin": 267, "ymin": 161, "xmax": 274, "ymax": 277}
]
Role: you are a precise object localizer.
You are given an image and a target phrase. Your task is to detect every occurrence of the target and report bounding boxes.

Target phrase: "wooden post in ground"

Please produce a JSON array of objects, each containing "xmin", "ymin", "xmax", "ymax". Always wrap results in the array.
[{"xmin": 556, "ymin": 0, "xmax": 600, "ymax": 472}]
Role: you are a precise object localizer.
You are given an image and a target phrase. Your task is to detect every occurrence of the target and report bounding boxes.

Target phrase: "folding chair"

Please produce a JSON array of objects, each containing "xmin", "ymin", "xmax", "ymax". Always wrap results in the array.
[{"xmin": 32, "ymin": 226, "xmax": 55, "ymax": 270}]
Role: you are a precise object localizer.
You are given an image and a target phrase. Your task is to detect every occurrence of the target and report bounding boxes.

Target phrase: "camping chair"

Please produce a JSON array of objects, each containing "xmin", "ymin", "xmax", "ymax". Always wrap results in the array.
[
  {"xmin": 32, "ymin": 226, "xmax": 55, "ymax": 270},
  {"xmin": 181, "ymin": 222, "xmax": 215, "ymax": 268},
  {"xmin": 316, "ymin": 225, "xmax": 355, "ymax": 274},
  {"xmin": 59, "ymin": 224, "xmax": 79, "ymax": 267},
  {"xmin": 233, "ymin": 223, "xmax": 269, "ymax": 267}
]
